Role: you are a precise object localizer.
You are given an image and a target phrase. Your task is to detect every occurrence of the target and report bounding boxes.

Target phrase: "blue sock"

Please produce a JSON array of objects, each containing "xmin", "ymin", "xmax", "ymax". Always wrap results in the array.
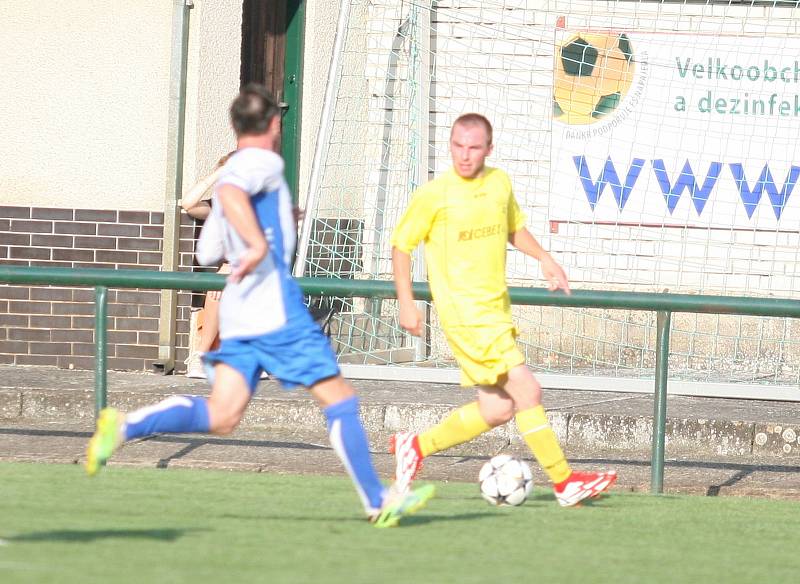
[
  {"xmin": 324, "ymin": 396, "xmax": 386, "ymax": 513},
  {"xmin": 123, "ymin": 395, "xmax": 210, "ymax": 441}
]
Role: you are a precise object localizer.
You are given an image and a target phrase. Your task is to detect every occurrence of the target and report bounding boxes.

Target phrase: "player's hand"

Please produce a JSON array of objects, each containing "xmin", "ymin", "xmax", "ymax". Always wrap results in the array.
[
  {"xmin": 541, "ymin": 256, "xmax": 571, "ymax": 295},
  {"xmin": 227, "ymin": 245, "xmax": 267, "ymax": 284},
  {"xmin": 207, "ymin": 289, "xmax": 222, "ymax": 301},
  {"xmin": 293, "ymin": 206, "xmax": 305, "ymax": 224},
  {"xmin": 398, "ymin": 302, "xmax": 424, "ymax": 337}
]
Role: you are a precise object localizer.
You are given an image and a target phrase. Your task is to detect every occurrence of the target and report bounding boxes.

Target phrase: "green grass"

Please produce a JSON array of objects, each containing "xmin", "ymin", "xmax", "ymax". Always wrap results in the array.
[{"xmin": 1, "ymin": 462, "xmax": 798, "ymax": 584}]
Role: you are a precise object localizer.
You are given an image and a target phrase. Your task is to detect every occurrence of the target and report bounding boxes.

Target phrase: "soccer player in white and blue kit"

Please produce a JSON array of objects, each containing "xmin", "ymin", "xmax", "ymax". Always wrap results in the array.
[{"xmin": 85, "ymin": 84, "xmax": 434, "ymax": 527}]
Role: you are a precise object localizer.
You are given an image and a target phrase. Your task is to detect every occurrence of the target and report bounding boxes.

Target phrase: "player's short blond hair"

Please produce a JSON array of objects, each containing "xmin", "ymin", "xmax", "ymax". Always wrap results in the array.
[{"xmin": 451, "ymin": 113, "xmax": 493, "ymax": 146}]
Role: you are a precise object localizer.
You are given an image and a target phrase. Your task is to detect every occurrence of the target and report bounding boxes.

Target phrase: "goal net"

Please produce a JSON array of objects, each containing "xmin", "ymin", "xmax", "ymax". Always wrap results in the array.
[{"xmin": 295, "ymin": 0, "xmax": 800, "ymax": 396}]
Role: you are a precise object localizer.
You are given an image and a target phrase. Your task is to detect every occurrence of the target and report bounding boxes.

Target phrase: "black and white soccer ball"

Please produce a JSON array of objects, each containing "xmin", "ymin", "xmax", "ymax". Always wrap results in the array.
[{"xmin": 478, "ymin": 455, "xmax": 533, "ymax": 506}]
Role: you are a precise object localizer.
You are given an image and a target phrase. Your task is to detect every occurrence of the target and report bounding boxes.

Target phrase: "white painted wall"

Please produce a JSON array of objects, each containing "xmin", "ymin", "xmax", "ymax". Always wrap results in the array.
[
  {"xmin": 298, "ymin": 0, "xmax": 339, "ymax": 204},
  {"xmin": 0, "ymin": 0, "xmax": 240, "ymax": 211},
  {"xmin": 184, "ymin": 0, "xmax": 241, "ymax": 187}
]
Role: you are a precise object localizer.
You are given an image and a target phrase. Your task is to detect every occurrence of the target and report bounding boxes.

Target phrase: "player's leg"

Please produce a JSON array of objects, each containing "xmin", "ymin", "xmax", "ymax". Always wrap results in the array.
[
  {"xmin": 499, "ymin": 364, "xmax": 570, "ymax": 482},
  {"xmin": 390, "ymin": 395, "xmax": 502, "ymax": 494},
  {"xmin": 204, "ymin": 363, "xmax": 252, "ymax": 434},
  {"xmin": 390, "ymin": 329, "xmax": 521, "ymax": 492},
  {"xmin": 262, "ymin": 322, "xmax": 388, "ymax": 517},
  {"xmin": 126, "ymin": 363, "xmax": 250, "ymax": 437},
  {"xmin": 476, "ymin": 385, "xmax": 516, "ymax": 426},
  {"xmin": 371, "ymin": 483, "xmax": 436, "ymax": 529},
  {"xmin": 85, "ymin": 362, "xmax": 251, "ymax": 476},
  {"xmin": 309, "ymin": 375, "xmax": 387, "ymax": 514},
  {"xmin": 499, "ymin": 364, "xmax": 616, "ymax": 506},
  {"xmin": 413, "ymin": 324, "xmax": 518, "ymax": 456},
  {"xmin": 310, "ymin": 375, "xmax": 435, "ymax": 527},
  {"xmin": 261, "ymin": 323, "xmax": 433, "ymax": 525},
  {"xmin": 186, "ymin": 292, "xmax": 221, "ymax": 379},
  {"xmin": 198, "ymin": 291, "xmax": 221, "ymax": 352},
  {"xmin": 409, "ymin": 389, "xmax": 511, "ymax": 460}
]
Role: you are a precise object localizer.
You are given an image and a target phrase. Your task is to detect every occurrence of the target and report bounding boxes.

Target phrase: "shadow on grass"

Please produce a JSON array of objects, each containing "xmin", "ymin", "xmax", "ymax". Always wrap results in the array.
[
  {"xmin": 0, "ymin": 427, "xmax": 329, "ymax": 469},
  {"xmin": 0, "ymin": 427, "xmax": 329, "ymax": 452},
  {"xmin": 525, "ymin": 491, "xmax": 618, "ymax": 508},
  {"xmin": 449, "ymin": 453, "xmax": 800, "ymax": 477},
  {"xmin": 397, "ymin": 511, "xmax": 495, "ymax": 526},
  {"xmin": 4, "ymin": 527, "xmax": 207, "ymax": 543},
  {"xmin": 218, "ymin": 513, "xmax": 368, "ymax": 523},
  {"xmin": 216, "ymin": 511, "xmax": 494, "ymax": 526}
]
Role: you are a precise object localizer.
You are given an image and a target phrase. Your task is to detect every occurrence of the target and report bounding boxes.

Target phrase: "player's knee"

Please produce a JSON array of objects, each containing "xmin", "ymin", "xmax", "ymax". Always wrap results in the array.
[
  {"xmin": 310, "ymin": 375, "xmax": 355, "ymax": 407},
  {"xmin": 512, "ymin": 392, "xmax": 542, "ymax": 412},
  {"xmin": 210, "ymin": 417, "xmax": 240, "ymax": 436},
  {"xmin": 482, "ymin": 404, "xmax": 515, "ymax": 427},
  {"xmin": 207, "ymin": 407, "xmax": 243, "ymax": 435}
]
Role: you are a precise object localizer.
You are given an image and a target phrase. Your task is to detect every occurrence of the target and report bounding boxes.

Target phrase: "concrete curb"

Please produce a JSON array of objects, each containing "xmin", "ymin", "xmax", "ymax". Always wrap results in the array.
[{"xmin": 4, "ymin": 387, "xmax": 799, "ymax": 459}]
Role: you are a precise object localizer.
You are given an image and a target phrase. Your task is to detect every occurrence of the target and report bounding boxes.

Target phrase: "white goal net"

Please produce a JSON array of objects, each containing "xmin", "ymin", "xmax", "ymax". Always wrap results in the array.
[{"xmin": 295, "ymin": 0, "xmax": 800, "ymax": 397}]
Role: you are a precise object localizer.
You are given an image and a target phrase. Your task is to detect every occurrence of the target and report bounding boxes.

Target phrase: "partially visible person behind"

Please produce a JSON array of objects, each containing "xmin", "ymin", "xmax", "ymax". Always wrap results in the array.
[
  {"xmin": 85, "ymin": 83, "xmax": 434, "ymax": 528},
  {"xmin": 390, "ymin": 112, "xmax": 617, "ymax": 507},
  {"xmin": 181, "ymin": 153, "xmax": 234, "ymax": 379}
]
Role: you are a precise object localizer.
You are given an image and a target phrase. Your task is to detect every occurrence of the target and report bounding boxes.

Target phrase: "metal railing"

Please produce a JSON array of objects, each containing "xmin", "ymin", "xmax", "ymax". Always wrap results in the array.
[{"xmin": 4, "ymin": 264, "xmax": 800, "ymax": 494}]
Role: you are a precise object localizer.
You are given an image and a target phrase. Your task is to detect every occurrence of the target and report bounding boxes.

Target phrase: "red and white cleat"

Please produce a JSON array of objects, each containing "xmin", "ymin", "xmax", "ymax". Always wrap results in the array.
[
  {"xmin": 554, "ymin": 470, "xmax": 618, "ymax": 507},
  {"xmin": 389, "ymin": 431, "xmax": 424, "ymax": 494}
]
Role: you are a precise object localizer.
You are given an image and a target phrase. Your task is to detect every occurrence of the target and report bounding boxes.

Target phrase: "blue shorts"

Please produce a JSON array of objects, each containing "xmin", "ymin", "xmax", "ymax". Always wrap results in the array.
[{"xmin": 202, "ymin": 322, "xmax": 340, "ymax": 393}]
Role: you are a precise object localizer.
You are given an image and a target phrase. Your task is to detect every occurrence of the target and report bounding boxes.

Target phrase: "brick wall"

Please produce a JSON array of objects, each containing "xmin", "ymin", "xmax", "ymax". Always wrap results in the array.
[{"xmin": 0, "ymin": 205, "xmax": 205, "ymax": 372}]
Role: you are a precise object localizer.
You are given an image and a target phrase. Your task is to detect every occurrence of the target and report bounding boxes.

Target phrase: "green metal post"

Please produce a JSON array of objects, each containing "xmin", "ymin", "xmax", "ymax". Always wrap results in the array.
[
  {"xmin": 282, "ymin": 0, "xmax": 305, "ymax": 202},
  {"xmin": 651, "ymin": 310, "xmax": 671, "ymax": 494},
  {"xmin": 94, "ymin": 286, "xmax": 109, "ymax": 417}
]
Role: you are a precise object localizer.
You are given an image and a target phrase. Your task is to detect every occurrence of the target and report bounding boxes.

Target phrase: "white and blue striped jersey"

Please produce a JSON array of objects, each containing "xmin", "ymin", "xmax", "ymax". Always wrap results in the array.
[{"xmin": 195, "ymin": 147, "xmax": 313, "ymax": 339}]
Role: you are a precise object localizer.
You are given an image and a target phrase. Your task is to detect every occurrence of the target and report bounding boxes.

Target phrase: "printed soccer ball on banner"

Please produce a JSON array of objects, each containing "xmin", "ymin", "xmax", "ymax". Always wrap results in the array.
[
  {"xmin": 554, "ymin": 32, "xmax": 635, "ymax": 125},
  {"xmin": 478, "ymin": 455, "xmax": 534, "ymax": 506}
]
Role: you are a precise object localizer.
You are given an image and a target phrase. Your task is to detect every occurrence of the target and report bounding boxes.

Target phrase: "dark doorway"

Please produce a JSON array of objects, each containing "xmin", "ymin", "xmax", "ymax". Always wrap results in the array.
[
  {"xmin": 241, "ymin": 0, "xmax": 287, "ymax": 96},
  {"xmin": 240, "ymin": 0, "xmax": 304, "ymax": 196}
]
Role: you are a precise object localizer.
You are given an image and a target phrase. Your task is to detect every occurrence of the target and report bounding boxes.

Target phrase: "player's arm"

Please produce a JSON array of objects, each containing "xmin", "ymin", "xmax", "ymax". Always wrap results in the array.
[
  {"xmin": 509, "ymin": 227, "xmax": 571, "ymax": 294},
  {"xmin": 391, "ymin": 186, "xmax": 435, "ymax": 336},
  {"xmin": 183, "ymin": 201, "xmax": 211, "ymax": 220},
  {"xmin": 180, "ymin": 167, "xmax": 223, "ymax": 220},
  {"xmin": 217, "ymin": 183, "xmax": 268, "ymax": 283},
  {"xmin": 392, "ymin": 247, "xmax": 424, "ymax": 336}
]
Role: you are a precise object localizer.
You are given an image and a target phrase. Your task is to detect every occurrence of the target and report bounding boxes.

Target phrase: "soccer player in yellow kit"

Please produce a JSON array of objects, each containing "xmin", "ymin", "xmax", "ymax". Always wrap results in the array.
[{"xmin": 390, "ymin": 113, "xmax": 616, "ymax": 507}]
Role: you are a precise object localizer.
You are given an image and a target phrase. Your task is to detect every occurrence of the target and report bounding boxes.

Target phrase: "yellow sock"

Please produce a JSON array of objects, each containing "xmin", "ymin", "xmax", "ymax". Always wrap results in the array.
[
  {"xmin": 516, "ymin": 406, "xmax": 571, "ymax": 484},
  {"xmin": 417, "ymin": 401, "xmax": 491, "ymax": 457}
]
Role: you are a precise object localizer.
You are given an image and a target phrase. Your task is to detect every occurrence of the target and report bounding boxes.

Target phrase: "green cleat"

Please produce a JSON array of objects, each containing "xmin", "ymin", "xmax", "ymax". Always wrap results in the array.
[
  {"xmin": 85, "ymin": 408, "xmax": 123, "ymax": 477},
  {"xmin": 372, "ymin": 484, "xmax": 435, "ymax": 528}
]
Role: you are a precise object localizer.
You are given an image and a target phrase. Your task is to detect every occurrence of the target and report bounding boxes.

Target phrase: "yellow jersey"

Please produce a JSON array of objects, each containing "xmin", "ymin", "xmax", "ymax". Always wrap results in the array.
[{"xmin": 391, "ymin": 166, "xmax": 526, "ymax": 330}]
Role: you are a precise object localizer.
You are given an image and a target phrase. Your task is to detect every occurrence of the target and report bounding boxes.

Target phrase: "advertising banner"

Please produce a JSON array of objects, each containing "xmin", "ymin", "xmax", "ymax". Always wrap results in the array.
[{"xmin": 550, "ymin": 30, "xmax": 800, "ymax": 229}]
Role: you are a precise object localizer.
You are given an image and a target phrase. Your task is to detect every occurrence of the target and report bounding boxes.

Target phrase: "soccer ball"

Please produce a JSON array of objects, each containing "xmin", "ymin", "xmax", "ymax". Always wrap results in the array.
[
  {"xmin": 553, "ymin": 32, "xmax": 635, "ymax": 125},
  {"xmin": 478, "ymin": 455, "xmax": 533, "ymax": 507}
]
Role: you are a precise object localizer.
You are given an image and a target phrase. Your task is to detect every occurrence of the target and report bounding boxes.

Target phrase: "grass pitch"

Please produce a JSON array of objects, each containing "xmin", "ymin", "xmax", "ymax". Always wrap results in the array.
[{"xmin": 1, "ymin": 462, "xmax": 798, "ymax": 584}]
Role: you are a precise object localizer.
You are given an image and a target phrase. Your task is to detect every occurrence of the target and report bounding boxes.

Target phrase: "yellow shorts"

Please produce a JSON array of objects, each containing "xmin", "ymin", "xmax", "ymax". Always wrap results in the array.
[{"xmin": 443, "ymin": 324, "xmax": 525, "ymax": 387}]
